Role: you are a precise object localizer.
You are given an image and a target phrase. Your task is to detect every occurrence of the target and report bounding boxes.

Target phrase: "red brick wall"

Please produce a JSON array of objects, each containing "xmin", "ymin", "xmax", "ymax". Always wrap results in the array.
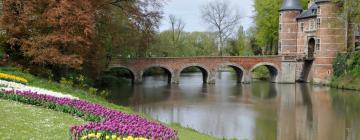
[
  {"xmin": 109, "ymin": 56, "xmax": 283, "ymax": 84},
  {"xmin": 279, "ymin": 11, "xmax": 301, "ymax": 55}
]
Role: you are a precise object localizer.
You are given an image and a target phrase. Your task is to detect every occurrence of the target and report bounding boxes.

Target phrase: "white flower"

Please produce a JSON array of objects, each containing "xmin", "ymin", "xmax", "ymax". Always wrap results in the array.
[{"xmin": 0, "ymin": 80, "xmax": 77, "ymax": 99}]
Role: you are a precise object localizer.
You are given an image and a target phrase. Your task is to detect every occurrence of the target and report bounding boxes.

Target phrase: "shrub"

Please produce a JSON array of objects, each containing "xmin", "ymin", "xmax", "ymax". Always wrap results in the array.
[
  {"xmin": 333, "ymin": 51, "xmax": 360, "ymax": 77},
  {"xmin": 60, "ymin": 77, "xmax": 74, "ymax": 87},
  {"xmin": 333, "ymin": 53, "xmax": 348, "ymax": 77}
]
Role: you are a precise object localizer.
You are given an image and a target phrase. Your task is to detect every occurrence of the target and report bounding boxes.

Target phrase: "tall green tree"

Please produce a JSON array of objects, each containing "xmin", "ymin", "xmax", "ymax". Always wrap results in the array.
[
  {"xmin": 333, "ymin": 0, "xmax": 360, "ymax": 51},
  {"xmin": 148, "ymin": 31, "xmax": 218, "ymax": 57},
  {"xmin": 226, "ymin": 26, "xmax": 253, "ymax": 56},
  {"xmin": 253, "ymin": 0, "xmax": 307, "ymax": 55}
]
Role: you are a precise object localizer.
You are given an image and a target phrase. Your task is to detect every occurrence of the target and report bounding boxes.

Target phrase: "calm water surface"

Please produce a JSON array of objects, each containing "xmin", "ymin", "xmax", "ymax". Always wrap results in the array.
[{"xmin": 107, "ymin": 72, "xmax": 360, "ymax": 140}]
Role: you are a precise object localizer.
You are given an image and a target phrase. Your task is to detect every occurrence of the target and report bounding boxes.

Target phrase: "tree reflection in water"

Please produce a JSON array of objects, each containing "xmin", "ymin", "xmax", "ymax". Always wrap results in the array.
[{"xmin": 106, "ymin": 72, "xmax": 360, "ymax": 140}]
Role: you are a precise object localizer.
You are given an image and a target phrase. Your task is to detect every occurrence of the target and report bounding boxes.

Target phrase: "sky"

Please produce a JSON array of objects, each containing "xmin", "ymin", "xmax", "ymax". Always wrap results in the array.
[{"xmin": 159, "ymin": 0, "xmax": 255, "ymax": 32}]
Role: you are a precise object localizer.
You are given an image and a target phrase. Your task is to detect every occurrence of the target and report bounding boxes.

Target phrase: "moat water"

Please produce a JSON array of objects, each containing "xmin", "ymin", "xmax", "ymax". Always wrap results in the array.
[{"xmin": 107, "ymin": 72, "xmax": 360, "ymax": 140}]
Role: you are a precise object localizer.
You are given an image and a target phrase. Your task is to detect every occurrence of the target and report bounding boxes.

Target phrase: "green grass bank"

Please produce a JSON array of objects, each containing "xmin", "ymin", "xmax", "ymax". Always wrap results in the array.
[
  {"xmin": 0, "ymin": 99, "xmax": 85, "ymax": 140},
  {"xmin": 331, "ymin": 51, "xmax": 360, "ymax": 90}
]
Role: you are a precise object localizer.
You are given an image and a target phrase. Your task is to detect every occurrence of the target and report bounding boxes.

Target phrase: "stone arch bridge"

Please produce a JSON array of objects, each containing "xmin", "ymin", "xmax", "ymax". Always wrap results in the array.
[{"xmin": 108, "ymin": 56, "xmax": 299, "ymax": 84}]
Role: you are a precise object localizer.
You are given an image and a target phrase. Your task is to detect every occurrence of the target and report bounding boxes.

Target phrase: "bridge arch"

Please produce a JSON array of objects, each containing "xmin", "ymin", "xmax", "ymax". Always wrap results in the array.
[
  {"xmin": 107, "ymin": 65, "xmax": 136, "ymax": 83},
  {"xmin": 178, "ymin": 63, "xmax": 210, "ymax": 84},
  {"xmin": 250, "ymin": 62, "xmax": 280, "ymax": 83},
  {"xmin": 217, "ymin": 63, "xmax": 246, "ymax": 83},
  {"xmin": 141, "ymin": 64, "xmax": 174, "ymax": 84}
]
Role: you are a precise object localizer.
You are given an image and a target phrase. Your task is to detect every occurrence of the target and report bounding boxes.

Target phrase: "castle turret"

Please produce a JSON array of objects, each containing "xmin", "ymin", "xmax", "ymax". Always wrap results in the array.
[{"xmin": 279, "ymin": 0, "xmax": 302, "ymax": 55}]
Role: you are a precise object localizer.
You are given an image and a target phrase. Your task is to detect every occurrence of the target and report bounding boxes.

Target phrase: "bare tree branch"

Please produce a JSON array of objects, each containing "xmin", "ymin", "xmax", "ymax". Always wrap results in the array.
[
  {"xmin": 168, "ymin": 14, "xmax": 185, "ymax": 47},
  {"xmin": 201, "ymin": 0, "xmax": 241, "ymax": 56}
]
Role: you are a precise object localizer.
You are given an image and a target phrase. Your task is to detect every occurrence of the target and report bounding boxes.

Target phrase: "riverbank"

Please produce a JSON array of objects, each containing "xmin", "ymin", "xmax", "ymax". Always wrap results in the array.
[
  {"xmin": 330, "ymin": 51, "xmax": 360, "ymax": 91},
  {"xmin": 0, "ymin": 67, "xmax": 218, "ymax": 140},
  {"xmin": 330, "ymin": 75, "xmax": 360, "ymax": 90}
]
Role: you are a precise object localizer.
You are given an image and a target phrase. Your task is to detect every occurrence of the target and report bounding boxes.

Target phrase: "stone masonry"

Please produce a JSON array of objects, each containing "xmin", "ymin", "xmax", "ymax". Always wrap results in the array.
[{"xmin": 108, "ymin": 56, "xmax": 297, "ymax": 84}]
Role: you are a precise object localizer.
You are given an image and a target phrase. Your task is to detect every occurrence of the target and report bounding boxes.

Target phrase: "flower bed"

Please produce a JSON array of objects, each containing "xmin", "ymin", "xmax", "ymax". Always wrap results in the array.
[
  {"xmin": 0, "ymin": 72, "xmax": 28, "ymax": 84},
  {"xmin": 0, "ymin": 80, "xmax": 76, "ymax": 99},
  {"xmin": 0, "ymin": 90, "xmax": 177, "ymax": 140}
]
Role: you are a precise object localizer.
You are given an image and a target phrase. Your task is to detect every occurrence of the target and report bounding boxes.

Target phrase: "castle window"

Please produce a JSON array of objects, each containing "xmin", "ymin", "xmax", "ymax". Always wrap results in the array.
[
  {"xmin": 312, "ymin": 9, "xmax": 317, "ymax": 15},
  {"xmin": 279, "ymin": 24, "xmax": 282, "ymax": 31},
  {"xmin": 310, "ymin": 20, "xmax": 316, "ymax": 30},
  {"xmin": 317, "ymin": 6, "xmax": 321, "ymax": 15},
  {"xmin": 300, "ymin": 22, "xmax": 304, "ymax": 32},
  {"xmin": 316, "ymin": 18, "xmax": 321, "ymax": 29},
  {"xmin": 316, "ymin": 39, "xmax": 321, "ymax": 51}
]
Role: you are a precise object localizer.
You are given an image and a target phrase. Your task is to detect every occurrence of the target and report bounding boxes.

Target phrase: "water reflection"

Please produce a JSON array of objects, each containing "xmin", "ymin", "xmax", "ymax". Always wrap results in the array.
[{"xmin": 108, "ymin": 72, "xmax": 360, "ymax": 140}]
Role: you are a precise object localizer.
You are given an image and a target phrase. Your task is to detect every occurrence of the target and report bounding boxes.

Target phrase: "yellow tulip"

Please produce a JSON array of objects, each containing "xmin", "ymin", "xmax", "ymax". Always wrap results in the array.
[
  {"xmin": 127, "ymin": 136, "xmax": 134, "ymax": 140},
  {"xmin": 80, "ymin": 135, "xmax": 88, "ymax": 140},
  {"xmin": 106, "ymin": 135, "xmax": 111, "ymax": 140},
  {"xmin": 88, "ymin": 133, "xmax": 96, "ymax": 138},
  {"xmin": 112, "ymin": 135, "xmax": 117, "ymax": 140},
  {"xmin": 0, "ymin": 73, "xmax": 28, "ymax": 84},
  {"xmin": 96, "ymin": 133, "xmax": 102, "ymax": 138}
]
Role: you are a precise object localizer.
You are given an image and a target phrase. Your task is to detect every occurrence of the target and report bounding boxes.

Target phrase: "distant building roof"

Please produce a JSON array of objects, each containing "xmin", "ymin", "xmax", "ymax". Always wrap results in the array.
[
  {"xmin": 280, "ymin": 0, "xmax": 303, "ymax": 11},
  {"xmin": 297, "ymin": 4, "xmax": 318, "ymax": 19}
]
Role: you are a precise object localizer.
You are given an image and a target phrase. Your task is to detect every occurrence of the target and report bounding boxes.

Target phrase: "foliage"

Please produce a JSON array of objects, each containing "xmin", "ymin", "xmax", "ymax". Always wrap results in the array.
[
  {"xmin": 148, "ymin": 31, "xmax": 218, "ymax": 57},
  {"xmin": 2, "ymin": 0, "xmax": 99, "ymax": 69},
  {"xmin": 1, "ymin": 0, "xmax": 164, "ymax": 81},
  {"xmin": 252, "ymin": 66, "xmax": 270, "ymax": 80},
  {"xmin": 98, "ymin": 3, "xmax": 163, "ymax": 59},
  {"xmin": 333, "ymin": 0, "xmax": 360, "ymax": 23},
  {"xmin": 333, "ymin": 0, "xmax": 360, "ymax": 51},
  {"xmin": 333, "ymin": 53, "xmax": 348, "ymax": 77},
  {"xmin": 331, "ymin": 51, "xmax": 360, "ymax": 90},
  {"xmin": 253, "ymin": 0, "xmax": 307, "ymax": 55},
  {"xmin": 225, "ymin": 26, "xmax": 253, "ymax": 56},
  {"xmin": 333, "ymin": 51, "xmax": 360, "ymax": 77}
]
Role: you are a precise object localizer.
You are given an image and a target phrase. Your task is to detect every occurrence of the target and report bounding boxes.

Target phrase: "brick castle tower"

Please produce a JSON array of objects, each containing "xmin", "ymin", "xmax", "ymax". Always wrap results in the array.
[{"xmin": 278, "ymin": 0, "xmax": 357, "ymax": 84}]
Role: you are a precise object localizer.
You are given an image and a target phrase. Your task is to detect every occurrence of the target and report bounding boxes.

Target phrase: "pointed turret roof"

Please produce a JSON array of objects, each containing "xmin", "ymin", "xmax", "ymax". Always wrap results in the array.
[{"xmin": 280, "ymin": 0, "xmax": 303, "ymax": 11}]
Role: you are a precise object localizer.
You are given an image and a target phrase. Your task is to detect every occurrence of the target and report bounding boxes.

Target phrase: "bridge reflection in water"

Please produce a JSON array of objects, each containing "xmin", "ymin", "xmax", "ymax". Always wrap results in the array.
[{"xmin": 107, "ymin": 72, "xmax": 360, "ymax": 140}]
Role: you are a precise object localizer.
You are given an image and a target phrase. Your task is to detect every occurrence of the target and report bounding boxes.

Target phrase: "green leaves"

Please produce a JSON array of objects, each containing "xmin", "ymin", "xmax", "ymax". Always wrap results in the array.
[
  {"xmin": 253, "ymin": 0, "xmax": 307, "ymax": 54},
  {"xmin": 149, "ymin": 31, "xmax": 218, "ymax": 57},
  {"xmin": 333, "ymin": 51, "xmax": 360, "ymax": 77}
]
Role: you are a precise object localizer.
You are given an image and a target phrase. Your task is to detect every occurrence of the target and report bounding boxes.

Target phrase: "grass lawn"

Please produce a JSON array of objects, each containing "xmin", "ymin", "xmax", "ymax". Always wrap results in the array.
[
  {"xmin": 0, "ymin": 99, "xmax": 85, "ymax": 140},
  {"xmin": 0, "ymin": 67, "xmax": 218, "ymax": 140}
]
